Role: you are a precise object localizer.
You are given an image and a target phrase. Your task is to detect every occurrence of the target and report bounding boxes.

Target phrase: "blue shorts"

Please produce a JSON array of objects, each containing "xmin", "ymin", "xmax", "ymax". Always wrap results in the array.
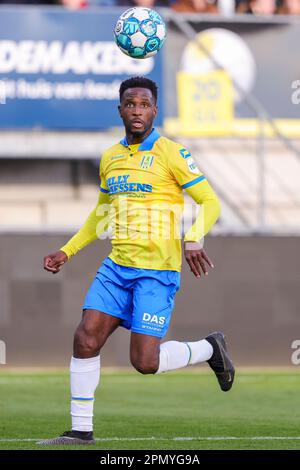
[{"xmin": 83, "ymin": 257, "xmax": 181, "ymax": 338}]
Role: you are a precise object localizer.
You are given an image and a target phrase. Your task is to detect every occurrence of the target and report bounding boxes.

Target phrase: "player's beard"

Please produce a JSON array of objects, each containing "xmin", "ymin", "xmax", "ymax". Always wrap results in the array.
[{"xmin": 126, "ymin": 120, "xmax": 153, "ymax": 141}]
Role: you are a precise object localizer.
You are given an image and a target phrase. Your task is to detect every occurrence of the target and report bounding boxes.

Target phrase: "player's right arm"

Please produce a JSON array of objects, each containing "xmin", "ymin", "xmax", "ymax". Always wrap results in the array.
[
  {"xmin": 43, "ymin": 190, "xmax": 110, "ymax": 274},
  {"xmin": 44, "ymin": 156, "xmax": 110, "ymax": 274}
]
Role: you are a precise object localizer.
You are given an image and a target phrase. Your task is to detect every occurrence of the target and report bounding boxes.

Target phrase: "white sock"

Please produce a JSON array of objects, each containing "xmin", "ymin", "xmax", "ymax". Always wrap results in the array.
[
  {"xmin": 156, "ymin": 340, "xmax": 213, "ymax": 374},
  {"xmin": 187, "ymin": 339, "xmax": 213, "ymax": 365},
  {"xmin": 70, "ymin": 355, "xmax": 100, "ymax": 432}
]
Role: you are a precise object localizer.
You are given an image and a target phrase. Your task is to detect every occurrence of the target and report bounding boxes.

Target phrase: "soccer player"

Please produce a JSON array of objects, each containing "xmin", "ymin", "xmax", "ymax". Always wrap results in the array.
[{"xmin": 39, "ymin": 76, "xmax": 234, "ymax": 446}]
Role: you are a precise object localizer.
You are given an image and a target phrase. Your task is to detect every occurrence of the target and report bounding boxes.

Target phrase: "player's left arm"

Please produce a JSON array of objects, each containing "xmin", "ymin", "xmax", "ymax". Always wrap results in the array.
[
  {"xmin": 183, "ymin": 180, "xmax": 221, "ymax": 278},
  {"xmin": 168, "ymin": 144, "xmax": 221, "ymax": 278}
]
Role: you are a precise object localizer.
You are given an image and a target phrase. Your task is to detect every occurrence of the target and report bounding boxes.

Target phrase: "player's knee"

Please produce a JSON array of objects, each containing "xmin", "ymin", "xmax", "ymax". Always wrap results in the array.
[
  {"xmin": 131, "ymin": 356, "xmax": 159, "ymax": 375},
  {"xmin": 73, "ymin": 328, "xmax": 101, "ymax": 356}
]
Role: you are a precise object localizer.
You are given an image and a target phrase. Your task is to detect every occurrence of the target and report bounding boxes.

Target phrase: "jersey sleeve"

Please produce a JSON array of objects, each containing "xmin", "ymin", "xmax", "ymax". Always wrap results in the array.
[
  {"xmin": 183, "ymin": 179, "xmax": 221, "ymax": 242},
  {"xmin": 59, "ymin": 155, "xmax": 110, "ymax": 259},
  {"xmin": 99, "ymin": 155, "xmax": 109, "ymax": 194},
  {"xmin": 60, "ymin": 190, "xmax": 110, "ymax": 258},
  {"xmin": 168, "ymin": 145, "xmax": 206, "ymax": 189}
]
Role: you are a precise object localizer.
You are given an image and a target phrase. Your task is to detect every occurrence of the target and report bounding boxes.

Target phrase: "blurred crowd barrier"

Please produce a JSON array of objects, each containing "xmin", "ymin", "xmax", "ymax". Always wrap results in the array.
[{"xmin": 0, "ymin": 1, "xmax": 300, "ymax": 16}]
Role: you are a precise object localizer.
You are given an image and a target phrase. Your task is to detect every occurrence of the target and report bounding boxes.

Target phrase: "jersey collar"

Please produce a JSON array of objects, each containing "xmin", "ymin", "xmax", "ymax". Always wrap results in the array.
[{"xmin": 120, "ymin": 128, "xmax": 160, "ymax": 151}]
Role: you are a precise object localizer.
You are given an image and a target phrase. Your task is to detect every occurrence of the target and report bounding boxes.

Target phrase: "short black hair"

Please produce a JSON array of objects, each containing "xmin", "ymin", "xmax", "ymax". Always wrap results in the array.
[{"xmin": 119, "ymin": 76, "xmax": 158, "ymax": 103}]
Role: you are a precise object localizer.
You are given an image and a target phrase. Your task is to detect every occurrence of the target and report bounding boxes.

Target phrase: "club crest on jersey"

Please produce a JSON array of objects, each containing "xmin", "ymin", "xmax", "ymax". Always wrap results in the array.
[{"xmin": 140, "ymin": 155, "xmax": 154, "ymax": 169}]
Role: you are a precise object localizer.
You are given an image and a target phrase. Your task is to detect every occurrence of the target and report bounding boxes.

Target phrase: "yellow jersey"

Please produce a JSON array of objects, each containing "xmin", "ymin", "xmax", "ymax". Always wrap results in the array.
[
  {"xmin": 96, "ymin": 128, "xmax": 219, "ymax": 271},
  {"xmin": 61, "ymin": 129, "xmax": 220, "ymax": 272}
]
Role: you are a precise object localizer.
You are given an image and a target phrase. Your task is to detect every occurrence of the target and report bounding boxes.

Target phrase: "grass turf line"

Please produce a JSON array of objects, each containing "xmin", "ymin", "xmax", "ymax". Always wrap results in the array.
[{"xmin": 0, "ymin": 369, "xmax": 299, "ymax": 450}]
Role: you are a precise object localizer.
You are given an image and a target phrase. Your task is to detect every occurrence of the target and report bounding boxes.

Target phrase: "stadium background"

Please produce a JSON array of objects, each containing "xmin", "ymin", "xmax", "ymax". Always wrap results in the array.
[{"xmin": 0, "ymin": 2, "xmax": 299, "ymax": 371}]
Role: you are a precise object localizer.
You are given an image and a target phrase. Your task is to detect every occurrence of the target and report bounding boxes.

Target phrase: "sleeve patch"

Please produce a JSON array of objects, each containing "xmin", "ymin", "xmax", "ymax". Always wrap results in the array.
[
  {"xmin": 186, "ymin": 157, "xmax": 200, "ymax": 174},
  {"xmin": 179, "ymin": 148, "xmax": 191, "ymax": 159}
]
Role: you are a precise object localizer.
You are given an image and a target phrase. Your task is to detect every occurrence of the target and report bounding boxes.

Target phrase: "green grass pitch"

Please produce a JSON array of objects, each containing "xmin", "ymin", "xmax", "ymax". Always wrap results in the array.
[{"xmin": 0, "ymin": 369, "xmax": 300, "ymax": 450}]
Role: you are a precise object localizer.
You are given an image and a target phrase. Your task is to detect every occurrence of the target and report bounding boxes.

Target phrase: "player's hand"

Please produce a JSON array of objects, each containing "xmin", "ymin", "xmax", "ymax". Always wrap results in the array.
[
  {"xmin": 184, "ymin": 242, "xmax": 214, "ymax": 278},
  {"xmin": 43, "ymin": 250, "xmax": 68, "ymax": 274}
]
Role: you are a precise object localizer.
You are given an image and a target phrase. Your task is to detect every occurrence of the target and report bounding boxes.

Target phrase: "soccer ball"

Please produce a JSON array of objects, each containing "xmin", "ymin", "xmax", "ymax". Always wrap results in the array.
[{"xmin": 114, "ymin": 7, "xmax": 166, "ymax": 59}]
